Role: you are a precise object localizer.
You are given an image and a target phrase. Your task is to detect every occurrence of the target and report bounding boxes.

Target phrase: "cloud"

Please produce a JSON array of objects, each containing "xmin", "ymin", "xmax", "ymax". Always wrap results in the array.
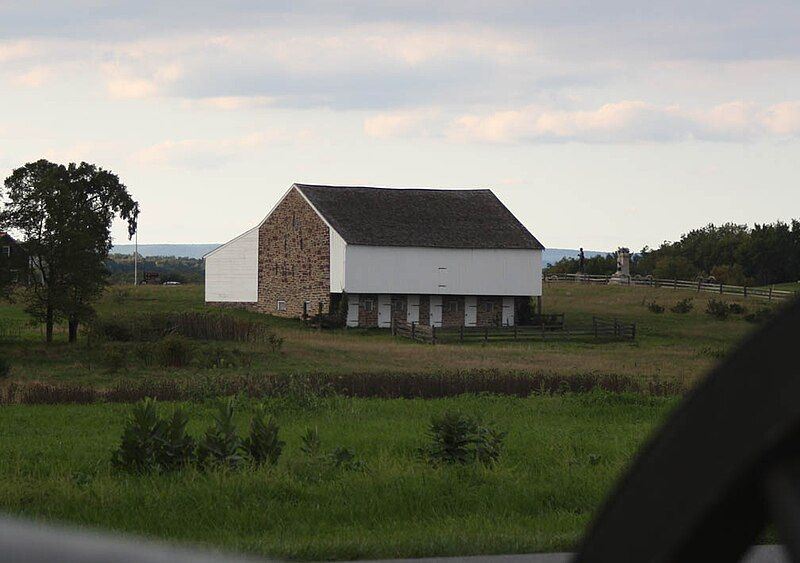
[
  {"xmin": 364, "ymin": 109, "xmax": 439, "ymax": 139},
  {"xmin": 130, "ymin": 130, "xmax": 316, "ymax": 168},
  {"xmin": 0, "ymin": 40, "xmax": 37, "ymax": 62},
  {"xmin": 102, "ymin": 62, "xmax": 182, "ymax": 99},
  {"xmin": 10, "ymin": 66, "xmax": 51, "ymax": 87},
  {"xmin": 444, "ymin": 100, "xmax": 800, "ymax": 144}
]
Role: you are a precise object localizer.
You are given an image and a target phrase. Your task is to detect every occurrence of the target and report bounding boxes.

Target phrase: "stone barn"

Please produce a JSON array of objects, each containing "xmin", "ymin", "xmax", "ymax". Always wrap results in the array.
[{"xmin": 204, "ymin": 184, "xmax": 544, "ymax": 328}]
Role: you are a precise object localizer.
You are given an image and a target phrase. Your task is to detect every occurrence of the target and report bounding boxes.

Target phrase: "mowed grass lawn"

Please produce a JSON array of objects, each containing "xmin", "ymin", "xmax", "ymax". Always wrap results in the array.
[
  {"xmin": 0, "ymin": 394, "xmax": 675, "ymax": 560},
  {"xmin": 0, "ymin": 282, "xmax": 779, "ymax": 387}
]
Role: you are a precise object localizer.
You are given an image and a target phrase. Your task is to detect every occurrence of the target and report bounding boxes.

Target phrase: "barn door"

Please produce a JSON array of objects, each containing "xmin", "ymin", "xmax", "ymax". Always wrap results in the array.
[
  {"xmin": 502, "ymin": 297, "xmax": 515, "ymax": 326},
  {"xmin": 377, "ymin": 294, "xmax": 392, "ymax": 328},
  {"xmin": 406, "ymin": 295, "xmax": 420, "ymax": 324},
  {"xmin": 429, "ymin": 295, "xmax": 442, "ymax": 327},
  {"xmin": 464, "ymin": 296, "xmax": 477, "ymax": 327},
  {"xmin": 346, "ymin": 294, "xmax": 360, "ymax": 327}
]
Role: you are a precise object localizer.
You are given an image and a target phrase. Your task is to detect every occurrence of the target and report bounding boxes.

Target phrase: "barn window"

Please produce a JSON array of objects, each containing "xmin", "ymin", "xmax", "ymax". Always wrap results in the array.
[
  {"xmin": 292, "ymin": 212, "xmax": 300, "ymax": 230},
  {"xmin": 447, "ymin": 300, "xmax": 459, "ymax": 313},
  {"xmin": 299, "ymin": 238, "xmax": 304, "ymax": 250},
  {"xmin": 362, "ymin": 299, "xmax": 374, "ymax": 312},
  {"xmin": 393, "ymin": 299, "xmax": 406, "ymax": 312},
  {"xmin": 483, "ymin": 302, "xmax": 495, "ymax": 313},
  {"xmin": 276, "ymin": 300, "xmax": 287, "ymax": 312}
]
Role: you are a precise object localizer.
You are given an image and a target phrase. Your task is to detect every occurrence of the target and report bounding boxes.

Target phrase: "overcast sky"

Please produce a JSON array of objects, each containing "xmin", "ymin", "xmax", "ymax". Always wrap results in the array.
[{"xmin": 1, "ymin": 1, "xmax": 798, "ymax": 251}]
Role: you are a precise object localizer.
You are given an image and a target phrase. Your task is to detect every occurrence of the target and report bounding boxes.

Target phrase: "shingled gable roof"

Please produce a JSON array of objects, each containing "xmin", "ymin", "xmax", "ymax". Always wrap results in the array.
[{"xmin": 295, "ymin": 184, "xmax": 544, "ymax": 250}]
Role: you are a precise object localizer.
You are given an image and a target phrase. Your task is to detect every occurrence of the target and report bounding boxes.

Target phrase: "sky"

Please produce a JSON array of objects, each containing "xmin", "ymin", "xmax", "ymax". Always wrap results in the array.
[{"xmin": 1, "ymin": 1, "xmax": 799, "ymax": 251}]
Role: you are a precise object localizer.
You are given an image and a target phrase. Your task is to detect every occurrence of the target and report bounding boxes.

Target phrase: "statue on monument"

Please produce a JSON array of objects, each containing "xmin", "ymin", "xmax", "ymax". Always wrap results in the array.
[
  {"xmin": 578, "ymin": 247, "xmax": 586, "ymax": 275},
  {"xmin": 609, "ymin": 247, "xmax": 631, "ymax": 284}
]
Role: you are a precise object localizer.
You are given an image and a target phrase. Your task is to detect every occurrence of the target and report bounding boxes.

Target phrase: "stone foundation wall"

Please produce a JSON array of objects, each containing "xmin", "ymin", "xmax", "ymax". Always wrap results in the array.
[
  {"xmin": 476, "ymin": 296, "xmax": 504, "ymax": 326},
  {"xmin": 358, "ymin": 293, "xmax": 379, "ymax": 327},
  {"xmin": 441, "ymin": 295, "xmax": 464, "ymax": 327}
]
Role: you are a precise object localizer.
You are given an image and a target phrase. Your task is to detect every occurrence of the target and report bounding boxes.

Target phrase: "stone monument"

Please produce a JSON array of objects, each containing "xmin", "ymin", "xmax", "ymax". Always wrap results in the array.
[{"xmin": 608, "ymin": 247, "xmax": 631, "ymax": 285}]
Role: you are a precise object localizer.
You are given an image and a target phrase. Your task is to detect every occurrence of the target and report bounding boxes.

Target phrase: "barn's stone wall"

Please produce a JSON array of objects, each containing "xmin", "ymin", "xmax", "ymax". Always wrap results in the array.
[
  {"xmin": 257, "ymin": 188, "xmax": 330, "ymax": 318},
  {"xmin": 441, "ymin": 295, "xmax": 464, "ymax": 327},
  {"xmin": 418, "ymin": 295, "xmax": 430, "ymax": 326},
  {"xmin": 358, "ymin": 294, "xmax": 379, "ymax": 327},
  {"xmin": 476, "ymin": 296, "xmax": 504, "ymax": 326}
]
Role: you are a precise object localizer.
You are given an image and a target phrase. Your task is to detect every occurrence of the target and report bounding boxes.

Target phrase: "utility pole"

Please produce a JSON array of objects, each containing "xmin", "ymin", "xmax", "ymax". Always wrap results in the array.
[{"xmin": 134, "ymin": 230, "xmax": 138, "ymax": 286}]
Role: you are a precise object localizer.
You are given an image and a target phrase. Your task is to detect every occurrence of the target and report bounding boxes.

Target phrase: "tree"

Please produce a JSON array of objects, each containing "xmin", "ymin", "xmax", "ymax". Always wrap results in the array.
[{"xmin": 0, "ymin": 160, "xmax": 138, "ymax": 342}]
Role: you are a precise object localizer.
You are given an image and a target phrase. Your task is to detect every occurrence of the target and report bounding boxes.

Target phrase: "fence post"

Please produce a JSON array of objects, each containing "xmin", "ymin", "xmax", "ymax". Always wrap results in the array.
[
  {"xmin": 674, "ymin": 278, "xmax": 678, "ymax": 289},
  {"xmin": 697, "ymin": 279, "xmax": 701, "ymax": 293},
  {"xmin": 744, "ymin": 286, "xmax": 748, "ymax": 299},
  {"xmin": 411, "ymin": 321, "xmax": 416, "ymax": 340},
  {"xmin": 431, "ymin": 325, "xmax": 437, "ymax": 345},
  {"xmin": 769, "ymin": 286, "xmax": 773, "ymax": 301},
  {"xmin": 460, "ymin": 325, "xmax": 464, "ymax": 342},
  {"xmin": 514, "ymin": 325, "xmax": 517, "ymax": 339},
  {"xmin": 720, "ymin": 283, "xmax": 723, "ymax": 295},
  {"xmin": 484, "ymin": 326, "xmax": 489, "ymax": 342},
  {"xmin": 632, "ymin": 322, "xmax": 637, "ymax": 340}
]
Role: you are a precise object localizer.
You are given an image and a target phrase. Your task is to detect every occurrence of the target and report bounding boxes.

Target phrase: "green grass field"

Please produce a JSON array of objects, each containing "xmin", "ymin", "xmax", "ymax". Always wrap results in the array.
[
  {"xmin": 0, "ymin": 394, "xmax": 674, "ymax": 560},
  {"xmin": 0, "ymin": 282, "xmax": 786, "ymax": 559},
  {"xmin": 0, "ymin": 282, "xmax": 779, "ymax": 387}
]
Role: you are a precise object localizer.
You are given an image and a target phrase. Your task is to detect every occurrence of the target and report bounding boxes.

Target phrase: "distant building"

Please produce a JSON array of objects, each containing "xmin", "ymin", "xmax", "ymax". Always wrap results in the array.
[
  {"xmin": 204, "ymin": 184, "xmax": 544, "ymax": 328},
  {"xmin": 0, "ymin": 232, "xmax": 27, "ymax": 285}
]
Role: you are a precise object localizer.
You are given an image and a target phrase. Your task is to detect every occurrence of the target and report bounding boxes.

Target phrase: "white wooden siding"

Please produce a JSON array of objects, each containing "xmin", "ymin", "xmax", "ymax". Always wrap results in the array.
[
  {"xmin": 330, "ymin": 228, "xmax": 347, "ymax": 292},
  {"xmin": 204, "ymin": 227, "xmax": 259, "ymax": 302},
  {"xmin": 343, "ymin": 246, "xmax": 542, "ymax": 296}
]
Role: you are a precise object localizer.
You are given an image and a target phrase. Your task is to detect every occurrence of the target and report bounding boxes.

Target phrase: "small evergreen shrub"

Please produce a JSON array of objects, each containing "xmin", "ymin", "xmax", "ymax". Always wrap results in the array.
[
  {"xmin": 646, "ymin": 301, "xmax": 665, "ymax": 314},
  {"xmin": 243, "ymin": 406, "xmax": 284, "ymax": 465},
  {"xmin": 670, "ymin": 298, "xmax": 694, "ymax": 314},
  {"xmin": 706, "ymin": 299, "xmax": 729, "ymax": 320},
  {"xmin": 197, "ymin": 400, "xmax": 243, "ymax": 467},
  {"xmin": 111, "ymin": 398, "xmax": 194, "ymax": 473},
  {"xmin": 421, "ymin": 411, "xmax": 506, "ymax": 466}
]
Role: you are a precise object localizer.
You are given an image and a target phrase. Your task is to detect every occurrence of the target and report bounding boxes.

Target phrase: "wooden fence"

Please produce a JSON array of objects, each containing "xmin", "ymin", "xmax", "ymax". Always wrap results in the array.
[
  {"xmin": 393, "ymin": 316, "xmax": 635, "ymax": 344},
  {"xmin": 0, "ymin": 320, "xmax": 23, "ymax": 340},
  {"xmin": 545, "ymin": 273, "xmax": 797, "ymax": 301}
]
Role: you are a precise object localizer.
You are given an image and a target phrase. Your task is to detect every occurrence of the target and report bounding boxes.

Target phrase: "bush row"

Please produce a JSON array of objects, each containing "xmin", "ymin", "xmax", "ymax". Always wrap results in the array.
[
  {"xmin": 113, "ymin": 398, "xmax": 503, "ymax": 473},
  {"xmin": 89, "ymin": 312, "xmax": 283, "ymax": 347},
  {"xmin": 0, "ymin": 369, "xmax": 688, "ymax": 405}
]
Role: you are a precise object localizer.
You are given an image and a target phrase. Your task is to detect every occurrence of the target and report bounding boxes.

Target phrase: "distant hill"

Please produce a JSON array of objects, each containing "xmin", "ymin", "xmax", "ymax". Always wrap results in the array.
[
  {"xmin": 111, "ymin": 244, "xmax": 220, "ymax": 259},
  {"xmin": 111, "ymin": 243, "xmax": 608, "ymax": 264},
  {"xmin": 543, "ymin": 248, "xmax": 610, "ymax": 265}
]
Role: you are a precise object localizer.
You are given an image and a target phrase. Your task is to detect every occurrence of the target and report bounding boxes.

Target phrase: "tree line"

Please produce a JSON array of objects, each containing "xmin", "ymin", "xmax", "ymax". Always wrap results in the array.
[
  {"xmin": 0, "ymin": 159, "xmax": 138, "ymax": 342},
  {"xmin": 105, "ymin": 254, "xmax": 205, "ymax": 284},
  {"xmin": 545, "ymin": 221, "xmax": 800, "ymax": 286}
]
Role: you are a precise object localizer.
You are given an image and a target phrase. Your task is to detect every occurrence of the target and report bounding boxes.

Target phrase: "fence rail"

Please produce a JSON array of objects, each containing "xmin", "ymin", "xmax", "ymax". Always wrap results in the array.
[
  {"xmin": 393, "ymin": 317, "xmax": 635, "ymax": 344},
  {"xmin": 545, "ymin": 273, "xmax": 797, "ymax": 301}
]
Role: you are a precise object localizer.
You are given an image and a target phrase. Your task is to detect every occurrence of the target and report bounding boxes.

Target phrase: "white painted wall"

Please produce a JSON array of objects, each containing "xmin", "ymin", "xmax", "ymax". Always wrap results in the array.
[
  {"xmin": 343, "ymin": 246, "xmax": 542, "ymax": 296},
  {"xmin": 329, "ymin": 228, "xmax": 347, "ymax": 292},
  {"xmin": 204, "ymin": 227, "xmax": 259, "ymax": 302}
]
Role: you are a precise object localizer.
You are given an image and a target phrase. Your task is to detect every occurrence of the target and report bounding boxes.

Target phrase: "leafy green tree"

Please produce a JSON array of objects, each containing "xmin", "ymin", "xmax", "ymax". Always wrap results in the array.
[{"xmin": 0, "ymin": 160, "xmax": 138, "ymax": 342}]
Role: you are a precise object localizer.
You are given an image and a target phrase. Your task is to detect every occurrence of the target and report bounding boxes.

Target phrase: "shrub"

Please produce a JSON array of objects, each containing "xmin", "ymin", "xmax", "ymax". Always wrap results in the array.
[
  {"xmin": 197, "ymin": 400, "xmax": 243, "ymax": 467},
  {"xmin": 727, "ymin": 302, "xmax": 746, "ymax": 315},
  {"xmin": 156, "ymin": 335, "xmax": 195, "ymax": 368},
  {"xmin": 421, "ymin": 411, "xmax": 506, "ymax": 466},
  {"xmin": 670, "ymin": 298, "xmax": 694, "ymax": 314},
  {"xmin": 647, "ymin": 301, "xmax": 665, "ymax": 314},
  {"xmin": 745, "ymin": 307, "xmax": 775, "ymax": 324},
  {"xmin": 706, "ymin": 299, "xmax": 729, "ymax": 320},
  {"xmin": 243, "ymin": 406, "xmax": 284, "ymax": 465},
  {"xmin": 330, "ymin": 447, "xmax": 366, "ymax": 471},
  {"xmin": 0, "ymin": 357, "xmax": 10, "ymax": 379},
  {"xmin": 300, "ymin": 427, "xmax": 322, "ymax": 457},
  {"xmin": 268, "ymin": 333, "xmax": 284, "ymax": 353},
  {"xmin": 111, "ymin": 398, "xmax": 194, "ymax": 473}
]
